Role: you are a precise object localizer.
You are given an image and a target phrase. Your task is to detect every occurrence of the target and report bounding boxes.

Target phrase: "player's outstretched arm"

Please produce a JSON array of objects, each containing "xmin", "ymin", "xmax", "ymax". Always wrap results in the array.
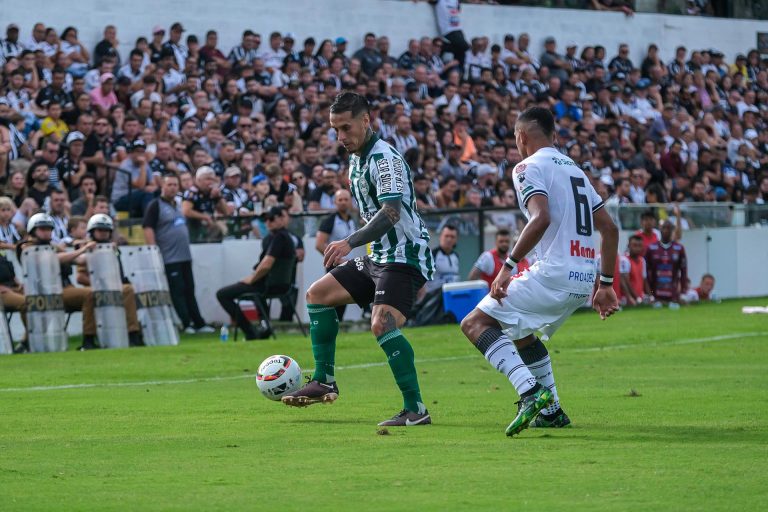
[
  {"xmin": 323, "ymin": 199, "xmax": 401, "ymax": 268},
  {"xmin": 592, "ymin": 207, "xmax": 620, "ymax": 320}
]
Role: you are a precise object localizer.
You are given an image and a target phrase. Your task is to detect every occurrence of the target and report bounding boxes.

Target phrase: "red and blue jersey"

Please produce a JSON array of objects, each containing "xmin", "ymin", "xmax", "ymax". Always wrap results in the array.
[{"xmin": 645, "ymin": 241, "xmax": 687, "ymax": 302}]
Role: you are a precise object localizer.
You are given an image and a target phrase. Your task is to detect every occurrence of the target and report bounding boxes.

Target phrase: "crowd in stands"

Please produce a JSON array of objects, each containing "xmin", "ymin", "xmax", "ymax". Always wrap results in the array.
[{"xmin": 1, "ymin": 14, "xmax": 768, "ymax": 247}]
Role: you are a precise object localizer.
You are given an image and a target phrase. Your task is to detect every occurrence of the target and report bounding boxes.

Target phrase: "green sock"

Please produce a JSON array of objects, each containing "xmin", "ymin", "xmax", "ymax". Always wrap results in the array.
[
  {"xmin": 377, "ymin": 329, "xmax": 424, "ymax": 413},
  {"xmin": 308, "ymin": 304, "xmax": 338, "ymax": 383}
]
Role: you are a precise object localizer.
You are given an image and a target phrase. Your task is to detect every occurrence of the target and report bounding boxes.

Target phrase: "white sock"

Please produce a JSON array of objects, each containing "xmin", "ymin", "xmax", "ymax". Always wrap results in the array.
[
  {"xmin": 476, "ymin": 330, "xmax": 537, "ymax": 396},
  {"xmin": 527, "ymin": 354, "xmax": 560, "ymax": 416}
]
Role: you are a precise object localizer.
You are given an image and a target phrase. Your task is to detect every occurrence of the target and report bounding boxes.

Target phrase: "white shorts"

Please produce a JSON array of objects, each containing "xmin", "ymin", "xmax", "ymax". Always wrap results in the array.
[{"xmin": 477, "ymin": 270, "xmax": 589, "ymax": 342}]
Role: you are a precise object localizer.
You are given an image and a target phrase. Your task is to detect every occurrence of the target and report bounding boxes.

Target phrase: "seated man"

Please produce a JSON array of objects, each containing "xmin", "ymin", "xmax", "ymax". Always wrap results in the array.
[
  {"xmin": 216, "ymin": 206, "xmax": 297, "ymax": 340},
  {"xmin": 0, "ymin": 251, "xmax": 27, "ymax": 351},
  {"xmin": 74, "ymin": 214, "xmax": 144, "ymax": 346},
  {"xmin": 17, "ymin": 213, "xmax": 96, "ymax": 351},
  {"xmin": 681, "ymin": 273, "xmax": 716, "ymax": 303}
]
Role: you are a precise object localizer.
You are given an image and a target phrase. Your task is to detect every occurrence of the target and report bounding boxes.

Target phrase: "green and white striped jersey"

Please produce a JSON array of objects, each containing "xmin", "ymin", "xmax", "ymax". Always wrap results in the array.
[{"xmin": 348, "ymin": 133, "xmax": 433, "ymax": 280}]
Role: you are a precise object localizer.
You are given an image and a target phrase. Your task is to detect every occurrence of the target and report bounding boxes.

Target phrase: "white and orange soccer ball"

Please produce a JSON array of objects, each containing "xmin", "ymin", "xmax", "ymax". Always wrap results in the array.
[{"xmin": 256, "ymin": 355, "xmax": 303, "ymax": 401}]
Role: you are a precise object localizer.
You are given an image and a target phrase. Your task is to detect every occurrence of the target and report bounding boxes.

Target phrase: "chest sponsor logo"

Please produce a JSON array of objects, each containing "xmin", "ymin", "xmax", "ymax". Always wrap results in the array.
[
  {"xmin": 570, "ymin": 240, "xmax": 595, "ymax": 259},
  {"xmin": 357, "ymin": 177, "xmax": 369, "ymax": 196}
]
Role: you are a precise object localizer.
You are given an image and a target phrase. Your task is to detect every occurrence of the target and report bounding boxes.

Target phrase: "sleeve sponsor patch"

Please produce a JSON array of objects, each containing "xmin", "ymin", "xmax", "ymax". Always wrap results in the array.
[{"xmin": 375, "ymin": 154, "xmax": 404, "ymax": 196}]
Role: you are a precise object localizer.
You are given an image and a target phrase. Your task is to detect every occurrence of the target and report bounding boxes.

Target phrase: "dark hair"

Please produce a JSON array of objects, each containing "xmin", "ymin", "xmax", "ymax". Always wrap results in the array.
[
  {"xmin": 702, "ymin": 273, "xmax": 715, "ymax": 281},
  {"xmin": 329, "ymin": 91, "xmax": 369, "ymax": 117},
  {"xmin": 516, "ymin": 106, "xmax": 555, "ymax": 137},
  {"xmin": 130, "ymin": 48, "xmax": 143, "ymax": 60},
  {"xmin": 629, "ymin": 234, "xmax": 643, "ymax": 243},
  {"xmin": 441, "ymin": 224, "xmax": 458, "ymax": 233},
  {"xmin": 243, "ymin": 30, "xmax": 254, "ymax": 38},
  {"xmin": 60, "ymin": 26, "xmax": 77, "ymax": 40},
  {"xmin": 640, "ymin": 210, "xmax": 657, "ymax": 220},
  {"xmin": 80, "ymin": 174, "xmax": 96, "ymax": 184},
  {"xmin": 94, "ymin": 195, "xmax": 110, "ymax": 204},
  {"xmin": 496, "ymin": 228, "xmax": 511, "ymax": 238}
]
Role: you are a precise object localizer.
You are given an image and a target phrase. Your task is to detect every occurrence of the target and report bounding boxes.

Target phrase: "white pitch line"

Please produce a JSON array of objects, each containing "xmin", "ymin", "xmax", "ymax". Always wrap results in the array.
[{"xmin": 0, "ymin": 332, "xmax": 765, "ymax": 393}]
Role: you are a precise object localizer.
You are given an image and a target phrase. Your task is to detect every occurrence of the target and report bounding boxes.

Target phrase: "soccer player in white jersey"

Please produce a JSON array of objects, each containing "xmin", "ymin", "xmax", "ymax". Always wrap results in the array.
[
  {"xmin": 461, "ymin": 107, "xmax": 619, "ymax": 437},
  {"xmin": 283, "ymin": 92, "xmax": 435, "ymax": 427}
]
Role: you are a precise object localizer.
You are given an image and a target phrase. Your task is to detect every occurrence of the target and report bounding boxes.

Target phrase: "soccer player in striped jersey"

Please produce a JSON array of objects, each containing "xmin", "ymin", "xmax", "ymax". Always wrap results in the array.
[
  {"xmin": 460, "ymin": 107, "xmax": 619, "ymax": 437},
  {"xmin": 283, "ymin": 92, "xmax": 434, "ymax": 427}
]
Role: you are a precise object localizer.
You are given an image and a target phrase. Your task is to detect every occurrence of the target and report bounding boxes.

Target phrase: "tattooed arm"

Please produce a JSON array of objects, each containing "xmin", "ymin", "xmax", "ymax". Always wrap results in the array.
[
  {"xmin": 322, "ymin": 198, "xmax": 401, "ymax": 267},
  {"xmin": 346, "ymin": 199, "xmax": 400, "ymax": 248}
]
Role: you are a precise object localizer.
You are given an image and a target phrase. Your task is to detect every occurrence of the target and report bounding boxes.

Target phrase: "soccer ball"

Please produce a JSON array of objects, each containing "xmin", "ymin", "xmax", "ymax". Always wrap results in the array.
[{"xmin": 256, "ymin": 355, "xmax": 303, "ymax": 401}]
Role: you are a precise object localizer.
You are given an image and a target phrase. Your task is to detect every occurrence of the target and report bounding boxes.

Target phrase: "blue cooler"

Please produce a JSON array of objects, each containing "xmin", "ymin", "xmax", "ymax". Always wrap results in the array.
[{"xmin": 442, "ymin": 280, "xmax": 489, "ymax": 322}]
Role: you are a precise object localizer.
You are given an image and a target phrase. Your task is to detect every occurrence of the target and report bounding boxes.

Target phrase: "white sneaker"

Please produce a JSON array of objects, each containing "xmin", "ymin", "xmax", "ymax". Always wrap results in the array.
[
  {"xmin": 183, "ymin": 327, "xmax": 196, "ymax": 334},
  {"xmin": 196, "ymin": 325, "xmax": 216, "ymax": 334}
]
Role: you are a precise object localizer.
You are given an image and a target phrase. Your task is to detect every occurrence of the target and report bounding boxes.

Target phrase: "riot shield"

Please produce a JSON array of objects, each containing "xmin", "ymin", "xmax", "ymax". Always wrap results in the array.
[
  {"xmin": 0, "ymin": 296, "xmax": 13, "ymax": 355},
  {"xmin": 22, "ymin": 245, "xmax": 68, "ymax": 352},
  {"xmin": 123, "ymin": 245, "xmax": 179, "ymax": 346},
  {"xmin": 86, "ymin": 244, "xmax": 129, "ymax": 349}
]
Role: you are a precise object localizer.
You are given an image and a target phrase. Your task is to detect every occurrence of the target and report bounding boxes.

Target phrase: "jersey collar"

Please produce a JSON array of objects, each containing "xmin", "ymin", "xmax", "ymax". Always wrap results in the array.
[{"xmin": 358, "ymin": 131, "xmax": 379, "ymax": 161}]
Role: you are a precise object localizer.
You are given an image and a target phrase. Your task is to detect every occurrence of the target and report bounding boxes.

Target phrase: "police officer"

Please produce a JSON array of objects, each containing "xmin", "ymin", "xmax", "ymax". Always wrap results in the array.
[
  {"xmin": 18, "ymin": 213, "xmax": 97, "ymax": 351},
  {"xmin": 74, "ymin": 214, "xmax": 144, "ymax": 347}
]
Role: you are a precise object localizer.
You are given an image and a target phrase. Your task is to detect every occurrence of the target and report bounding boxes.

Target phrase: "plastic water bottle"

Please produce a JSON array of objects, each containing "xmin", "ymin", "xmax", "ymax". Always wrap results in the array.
[{"xmin": 220, "ymin": 325, "xmax": 229, "ymax": 342}]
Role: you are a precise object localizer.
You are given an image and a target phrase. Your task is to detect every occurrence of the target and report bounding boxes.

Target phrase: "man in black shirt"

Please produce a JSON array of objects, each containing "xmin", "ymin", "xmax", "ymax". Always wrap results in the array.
[
  {"xmin": 215, "ymin": 206, "xmax": 297, "ymax": 340},
  {"xmin": 26, "ymin": 159, "xmax": 58, "ymax": 210}
]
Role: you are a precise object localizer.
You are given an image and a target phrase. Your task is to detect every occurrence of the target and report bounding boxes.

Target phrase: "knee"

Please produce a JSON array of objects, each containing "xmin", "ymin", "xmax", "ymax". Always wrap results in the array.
[
  {"xmin": 460, "ymin": 310, "xmax": 478, "ymax": 339},
  {"xmin": 306, "ymin": 282, "xmax": 323, "ymax": 305},
  {"xmin": 460, "ymin": 309, "xmax": 491, "ymax": 342}
]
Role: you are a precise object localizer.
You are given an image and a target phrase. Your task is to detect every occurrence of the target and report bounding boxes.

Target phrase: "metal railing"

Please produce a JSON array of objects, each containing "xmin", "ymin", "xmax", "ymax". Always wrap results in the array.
[{"xmin": 115, "ymin": 202, "xmax": 768, "ymax": 279}]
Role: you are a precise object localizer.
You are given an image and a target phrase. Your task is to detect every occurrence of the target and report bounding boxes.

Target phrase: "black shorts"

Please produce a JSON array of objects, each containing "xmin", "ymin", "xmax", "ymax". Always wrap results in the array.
[{"xmin": 330, "ymin": 256, "xmax": 426, "ymax": 318}]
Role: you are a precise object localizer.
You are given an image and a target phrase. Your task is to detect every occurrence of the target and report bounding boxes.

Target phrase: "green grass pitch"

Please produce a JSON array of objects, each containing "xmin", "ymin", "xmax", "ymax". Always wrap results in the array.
[{"xmin": 1, "ymin": 298, "xmax": 767, "ymax": 511}]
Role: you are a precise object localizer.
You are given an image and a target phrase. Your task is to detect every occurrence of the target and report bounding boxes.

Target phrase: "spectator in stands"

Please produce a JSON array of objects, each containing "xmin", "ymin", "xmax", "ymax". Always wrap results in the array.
[
  {"xmin": 0, "ymin": 197, "xmax": 21, "ymax": 248},
  {"xmin": 48, "ymin": 189, "xmax": 70, "ymax": 245},
  {"xmin": 308, "ymin": 167, "xmax": 339, "ymax": 211},
  {"xmin": 56, "ymin": 131, "xmax": 88, "ymax": 199},
  {"xmin": 182, "ymin": 165, "xmax": 227, "ymax": 242},
  {"xmin": 143, "ymin": 174, "xmax": 212, "ymax": 334},
  {"xmin": 414, "ymin": 174, "xmax": 437, "ymax": 210},
  {"xmin": 646, "ymin": 220, "xmax": 688, "ymax": 306},
  {"xmin": 315, "ymin": 189, "xmax": 359, "ymax": 320},
  {"xmin": 69, "ymin": 175, "xmax": 98, "ymax": 216},
  {"xmin": 26, "ymin": 159, "xmax": 57, "ymax": 210},
  {"xmin": 39, "ymin": 101, "xmax": 68, "ymax": 142},
  {"xmin": 353, "ymin": 33, "xmax": 383, "ymax": 77},
  {"xmin": 112, "ymin": 139, "xmax": 155, "ymax": 217},
  {"xmin": 216, "ymin": 206, "xmax": 297, "ymax": 340}
]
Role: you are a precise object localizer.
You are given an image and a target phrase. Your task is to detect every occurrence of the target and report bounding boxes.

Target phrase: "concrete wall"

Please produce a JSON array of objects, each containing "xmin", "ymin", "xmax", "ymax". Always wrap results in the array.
[{"xmin": 3, "ymin": 0, "xmax": 763, "ymax": 69}]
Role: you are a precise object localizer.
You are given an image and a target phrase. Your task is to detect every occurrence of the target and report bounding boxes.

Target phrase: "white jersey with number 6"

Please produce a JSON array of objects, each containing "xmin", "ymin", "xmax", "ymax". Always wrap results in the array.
[{"xmin": 512, "ymin": 146, "xmax": 604, "ymax": 295}]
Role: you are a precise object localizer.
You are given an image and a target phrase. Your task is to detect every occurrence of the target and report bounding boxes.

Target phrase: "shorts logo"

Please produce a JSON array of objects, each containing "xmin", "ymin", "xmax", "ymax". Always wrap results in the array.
[
  {"xmin": 355, "ymin": 257, "xmax": 364, "ymax": 271},
  {"xmin": 375, "ymin": 290, "xmax": 385, "ymax": 295}
]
